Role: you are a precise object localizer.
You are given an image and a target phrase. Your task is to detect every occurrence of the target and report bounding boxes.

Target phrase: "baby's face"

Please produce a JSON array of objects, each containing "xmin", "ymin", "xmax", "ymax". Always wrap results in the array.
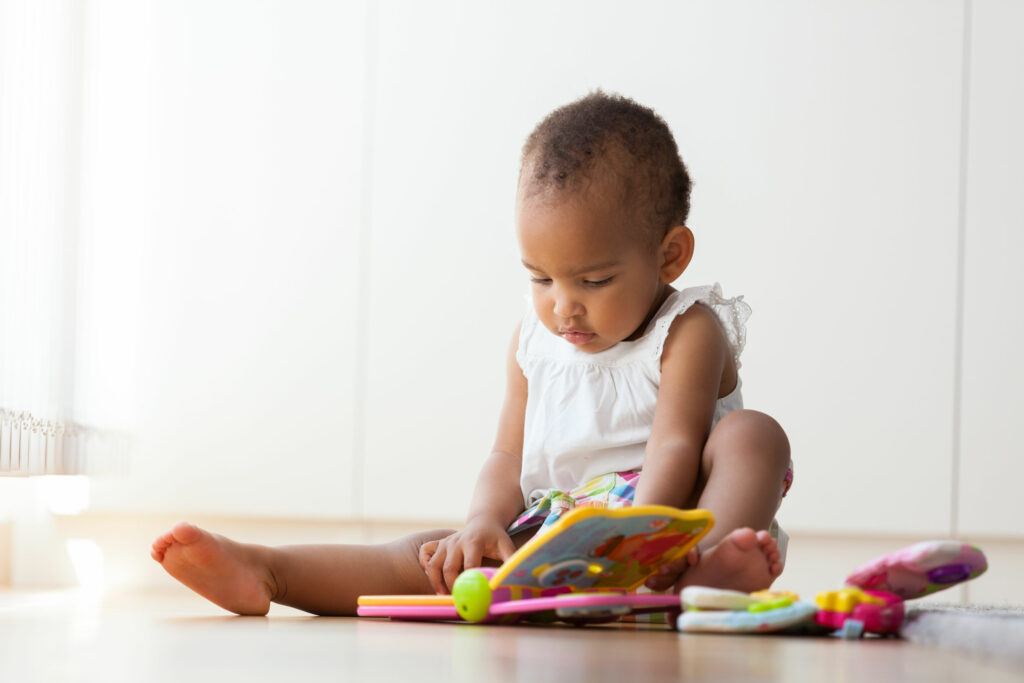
[{"xmin": 516, "ymin": 194, "xmax": 665, "ymax": 354}]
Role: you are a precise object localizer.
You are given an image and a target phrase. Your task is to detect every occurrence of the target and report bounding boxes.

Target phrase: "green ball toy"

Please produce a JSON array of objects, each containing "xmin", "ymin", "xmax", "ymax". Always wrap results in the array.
[{"xmin": 452, "ymin": 569, "xmax": 493, "ymax": 622}]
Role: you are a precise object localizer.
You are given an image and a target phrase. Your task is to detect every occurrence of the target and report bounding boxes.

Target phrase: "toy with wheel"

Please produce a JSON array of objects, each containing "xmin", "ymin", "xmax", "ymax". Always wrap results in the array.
[{"xmin": 813, "ymin": 587, "xmax": 905, "ymax": 636}]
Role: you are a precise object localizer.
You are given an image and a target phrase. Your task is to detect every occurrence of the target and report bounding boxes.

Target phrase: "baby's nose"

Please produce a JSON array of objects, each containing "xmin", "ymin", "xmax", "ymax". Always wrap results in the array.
[{"xmin": 552, "ymin": 292, "xmax": 584, "ymax": 318}]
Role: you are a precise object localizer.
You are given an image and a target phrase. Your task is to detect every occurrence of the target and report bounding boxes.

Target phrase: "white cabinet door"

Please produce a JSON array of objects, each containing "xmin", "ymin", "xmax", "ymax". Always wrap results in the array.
[
  {"xmin": 958, "ymin": 0, "xmax": 1024, "ymax": 538},
  {"xmin": 88, "ymin": 1, "xmax": 367, "ymax": 519}
]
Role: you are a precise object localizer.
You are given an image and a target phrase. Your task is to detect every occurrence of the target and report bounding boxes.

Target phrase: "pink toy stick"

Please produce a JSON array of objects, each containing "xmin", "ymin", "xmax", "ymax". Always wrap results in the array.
[{"xmin": 488, "ymin": 592, "xmax": 679, "ymax": 616}]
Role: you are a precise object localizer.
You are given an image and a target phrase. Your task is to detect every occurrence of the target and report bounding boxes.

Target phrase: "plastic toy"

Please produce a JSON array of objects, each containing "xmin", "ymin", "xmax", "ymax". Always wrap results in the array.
[
  {"xmin": 677, "ymin": 541, "xmax": 987, "ymax": 638},
  {"xmin": 681, "ymin": 586, "xmax": 762, "ymax": 611},
  {"xmin": 678, "ymin": 587, "xmax": 818, "ymax": 633},
  {"xmin": 843, "ymin": 540, "xmax": 987, "ymax": 599},
  {"xmin": 357, "ymin": 504, "xmax": 714, "ymax": 625},
  {"xmin": 677, "ymin": 585, "xmax": 905, "ymax": 638},
  {"xmin": 814, "ymin": 587, "xmax": 904, "ymax": 636}
]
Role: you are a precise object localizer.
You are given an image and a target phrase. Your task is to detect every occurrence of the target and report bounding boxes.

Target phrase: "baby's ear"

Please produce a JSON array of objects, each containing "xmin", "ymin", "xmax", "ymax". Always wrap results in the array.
[{"xmin": 659, "ymin": 226, "xmax": 694, "ymax": 283}]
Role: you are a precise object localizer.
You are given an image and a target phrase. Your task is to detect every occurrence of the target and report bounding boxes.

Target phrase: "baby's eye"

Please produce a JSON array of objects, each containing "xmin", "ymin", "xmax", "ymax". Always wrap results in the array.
[
  {"xmin": 530, "ymin": 277, "xmax": 551, "ymax": 285},
  {"xmin": 584, "ymin": 277, "xmax": 614, "ymax": 287}
]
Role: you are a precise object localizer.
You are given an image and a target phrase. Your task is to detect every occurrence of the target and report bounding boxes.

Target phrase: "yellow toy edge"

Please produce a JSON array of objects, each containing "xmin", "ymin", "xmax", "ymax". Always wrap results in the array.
[
  {"xmin": 487, "ymin": 504, "xmax": 715, "ymax": 591},
  {"xmin": 358, "ymin": 594, "xmax": 454, "ymax": 607}
]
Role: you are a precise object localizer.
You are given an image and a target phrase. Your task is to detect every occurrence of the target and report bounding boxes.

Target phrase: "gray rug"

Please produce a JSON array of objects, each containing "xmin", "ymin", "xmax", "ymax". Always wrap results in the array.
[{"xmin": 902, "ymin": 604, "xmax": 1024, "ymax": 668}]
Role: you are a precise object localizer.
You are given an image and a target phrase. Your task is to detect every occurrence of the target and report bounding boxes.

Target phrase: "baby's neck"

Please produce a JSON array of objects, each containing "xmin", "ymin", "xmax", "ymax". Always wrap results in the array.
[{"xmin": 624, "ymin": 284, "xmax": 675, "ymax": 342}]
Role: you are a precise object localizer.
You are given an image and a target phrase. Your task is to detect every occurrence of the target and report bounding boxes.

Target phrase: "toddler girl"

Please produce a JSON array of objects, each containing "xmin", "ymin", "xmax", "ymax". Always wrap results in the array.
[{"xmin": 151, "ymin": 91, "xmax": 792, "ymax": 616}]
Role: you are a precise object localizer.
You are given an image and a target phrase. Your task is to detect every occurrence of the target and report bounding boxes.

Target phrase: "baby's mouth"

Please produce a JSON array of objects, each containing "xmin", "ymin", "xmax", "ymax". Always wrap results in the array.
[{"xmin": 560, "ymin": 329, "xmax": 596, "ymax": 345}]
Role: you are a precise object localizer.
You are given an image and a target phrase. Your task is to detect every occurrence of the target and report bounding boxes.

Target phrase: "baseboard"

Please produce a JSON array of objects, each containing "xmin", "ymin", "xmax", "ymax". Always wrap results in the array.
[
  {"xmin": 5, "ymin": 511, "xmax": 1021, "ymax": 606},
  {"xmin": 5, "ymin": 511, "xmax": 461, "ymax": 591}
]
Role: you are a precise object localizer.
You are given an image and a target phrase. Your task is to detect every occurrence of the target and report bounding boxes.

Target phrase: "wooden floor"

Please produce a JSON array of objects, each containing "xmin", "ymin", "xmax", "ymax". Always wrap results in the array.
[{"xmin": 2, "ymin": 589, "xmax": 1023, "ymax": 682}]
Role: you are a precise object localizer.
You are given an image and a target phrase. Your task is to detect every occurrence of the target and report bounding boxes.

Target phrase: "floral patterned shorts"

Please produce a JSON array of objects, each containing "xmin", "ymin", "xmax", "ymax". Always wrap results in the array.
[{"xmin": 507, "ymin": 464, "xmax": 794, "ymax": 543}]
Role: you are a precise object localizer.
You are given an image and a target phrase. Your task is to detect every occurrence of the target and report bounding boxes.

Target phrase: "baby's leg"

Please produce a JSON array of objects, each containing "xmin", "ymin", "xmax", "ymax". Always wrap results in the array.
[
  {"xmin": 151, "ymin": 522, "xmax": 453, "ymax": 616},
  {"xmin": 679, "ymin": 409, "xmax": 790, "ymax": 592}
]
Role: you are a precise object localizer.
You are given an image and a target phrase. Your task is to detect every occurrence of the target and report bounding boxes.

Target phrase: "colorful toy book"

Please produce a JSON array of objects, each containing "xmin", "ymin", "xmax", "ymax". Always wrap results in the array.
[{"xmin": 357, "ymin": 504, "xmax": 715, "ymax": 624}]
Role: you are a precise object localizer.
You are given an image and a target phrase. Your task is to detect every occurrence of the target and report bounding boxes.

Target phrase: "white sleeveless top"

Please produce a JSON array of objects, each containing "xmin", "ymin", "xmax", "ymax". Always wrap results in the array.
[{"xmin": 515, "ymin": 283, "xmax": 752, "ymax": 507}]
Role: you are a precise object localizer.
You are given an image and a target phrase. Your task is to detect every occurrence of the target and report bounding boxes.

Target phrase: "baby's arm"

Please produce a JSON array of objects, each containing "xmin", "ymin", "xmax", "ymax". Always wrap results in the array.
[
  {"xmin": 634, "ymin": 304, "xmax": 731, "ymax": 508},
  {"xmin": 420, "ymin": 324, "xmax": 527, "ymax": 593}
]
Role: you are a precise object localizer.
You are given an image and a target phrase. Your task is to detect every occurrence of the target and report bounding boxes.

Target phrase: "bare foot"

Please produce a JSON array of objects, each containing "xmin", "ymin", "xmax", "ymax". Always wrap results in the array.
[
  {"xmin": 678, "ymin": 528, "xmax": 782, "ymax": 593},
  {"xmin": 151, "ymin": 522, "xmax": 276, "ymax": 616}
]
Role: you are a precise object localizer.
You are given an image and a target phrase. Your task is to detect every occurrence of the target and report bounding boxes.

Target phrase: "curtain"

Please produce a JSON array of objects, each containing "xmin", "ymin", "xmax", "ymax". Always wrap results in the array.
[{"xmin": 0, "ymin": 0, "xmax": 128, "ymax": 476}]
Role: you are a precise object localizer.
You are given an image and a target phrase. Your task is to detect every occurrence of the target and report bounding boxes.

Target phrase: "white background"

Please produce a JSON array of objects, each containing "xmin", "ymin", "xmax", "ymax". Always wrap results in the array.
[{"xmin": 66, "ymin": 0, "xmax": 1023, "ymax": 540}]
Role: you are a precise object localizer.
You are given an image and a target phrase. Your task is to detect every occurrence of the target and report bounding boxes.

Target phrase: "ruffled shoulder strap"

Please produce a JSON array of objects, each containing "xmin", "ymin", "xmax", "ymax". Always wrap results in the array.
[
  {"xmin": 647, "ymin": 283, "xmax": 751, "ymax": 368},
  {"xmin": 515, "ymin": 295, "xmax": 543, "ymax": 370}
]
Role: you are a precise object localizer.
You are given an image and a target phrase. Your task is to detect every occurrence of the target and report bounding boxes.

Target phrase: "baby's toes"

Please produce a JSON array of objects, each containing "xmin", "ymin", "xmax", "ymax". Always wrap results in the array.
[
  {"xmin": 756, "ymin": 531, "xmax": 779, "ymax": 553},
  {"xmin": 151, "ymin": 532, "xmax": 174, "ymax": 555}
]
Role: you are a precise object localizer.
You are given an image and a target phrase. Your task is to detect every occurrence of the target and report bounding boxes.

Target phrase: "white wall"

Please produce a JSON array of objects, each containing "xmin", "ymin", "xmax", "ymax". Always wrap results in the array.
[{"xmin": 70, "ymin": 1, "xmax": 1022, "ymax": 542}]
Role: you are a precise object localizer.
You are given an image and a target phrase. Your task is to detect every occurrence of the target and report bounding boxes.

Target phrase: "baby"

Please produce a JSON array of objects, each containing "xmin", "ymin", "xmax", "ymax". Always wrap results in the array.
[{"xmin": 151, "ymin": 91, "xmax": 792, "ymax": 616}]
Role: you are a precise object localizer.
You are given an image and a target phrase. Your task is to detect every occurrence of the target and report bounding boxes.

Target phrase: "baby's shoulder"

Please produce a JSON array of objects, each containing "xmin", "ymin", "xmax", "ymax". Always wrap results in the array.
[
  {"xmin": 653, "ymin": 284, "xmax": 751, "ymax": 372},
  {"xmin": 660, "ymin": 302, "xmax": 740, "ymax": 398},
  {"xmin": 659, "ymin": 303, "xmax": 738, "ymax": 398},
  {"xmin": 661, "ymin": 303, "xmax": 730, "ymax": 361}
]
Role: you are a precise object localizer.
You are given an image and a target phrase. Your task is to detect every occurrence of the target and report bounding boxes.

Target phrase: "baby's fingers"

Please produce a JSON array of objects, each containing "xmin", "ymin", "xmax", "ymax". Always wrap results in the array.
[
  {"xmin": 496, "ymin": 533, "xmax": 516, "ymax": 562},
  {"xmin": 442, "ymin": 546, "xmax": 465, "ymax": 595},
  {"xmin": 462, "ymin": 540, "xmax": 483, "ymax": 573},
  {"xmin": 645, "ymin": 573, "xmax": 677, "ymax": 591},
  {"xmin": 425, "ymin": 543, "xmax": 450, "ymax": 595},
  {"xmin": 419, "ymin": 540, "xmax": 439, "ymax": 571},
  {"xmin": 645, "ymin": 556, "xmax": 691, "ymax": 591}
]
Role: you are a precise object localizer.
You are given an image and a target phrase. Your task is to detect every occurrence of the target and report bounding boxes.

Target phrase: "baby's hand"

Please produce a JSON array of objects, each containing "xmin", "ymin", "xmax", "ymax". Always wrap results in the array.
[
  {"xmin": 644, "ymin": 547, "xmax": 699, "ymax": 592},
  {"xmin": 418, "ymin": 518, "xmax": 516, "ymax": 594}
]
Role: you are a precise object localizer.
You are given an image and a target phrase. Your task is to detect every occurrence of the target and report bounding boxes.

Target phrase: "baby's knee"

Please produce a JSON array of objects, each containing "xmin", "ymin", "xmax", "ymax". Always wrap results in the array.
[{"xmin": 710, "ymin": 410, "xmax": 790, "ymax": 468}]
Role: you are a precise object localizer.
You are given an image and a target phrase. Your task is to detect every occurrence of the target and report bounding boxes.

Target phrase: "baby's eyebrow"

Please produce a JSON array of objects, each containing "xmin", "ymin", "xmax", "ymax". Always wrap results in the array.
[{"xmin": 521, "ymin": 259, "xmax": 621, "ymax": 276}]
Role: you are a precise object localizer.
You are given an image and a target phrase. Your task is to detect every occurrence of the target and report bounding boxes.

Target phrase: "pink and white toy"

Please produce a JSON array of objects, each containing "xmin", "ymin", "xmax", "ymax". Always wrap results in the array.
[{"xmin": 844, "ymin": 540, "xmax": 987, "ymax": 600}]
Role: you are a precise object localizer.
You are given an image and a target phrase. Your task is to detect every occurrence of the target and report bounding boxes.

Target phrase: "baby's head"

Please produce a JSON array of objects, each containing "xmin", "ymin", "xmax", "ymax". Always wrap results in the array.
[
  {"xmin": 516, "ymin": 91, "xmax": 695, "ymax": 353},
  {"xmin": 518, "ymin": 90, "xmax": 692, "ymax": 247}
]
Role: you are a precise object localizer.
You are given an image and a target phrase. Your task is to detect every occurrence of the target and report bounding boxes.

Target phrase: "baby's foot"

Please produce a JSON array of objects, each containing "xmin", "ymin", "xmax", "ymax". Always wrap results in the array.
[
  {"xmin": 680, "ymin": 528, "xmax": 782, "ymax": 593},
  {"xmin": 151, "ymin": 522, "xmax": 275, "ymax": 616}
]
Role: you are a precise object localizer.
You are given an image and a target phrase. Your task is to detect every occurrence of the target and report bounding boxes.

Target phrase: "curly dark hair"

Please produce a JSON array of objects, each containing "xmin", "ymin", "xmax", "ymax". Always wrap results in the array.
[{"xmin": 519, "ymin": 91, "xmax": 692, "ymax": 242}]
